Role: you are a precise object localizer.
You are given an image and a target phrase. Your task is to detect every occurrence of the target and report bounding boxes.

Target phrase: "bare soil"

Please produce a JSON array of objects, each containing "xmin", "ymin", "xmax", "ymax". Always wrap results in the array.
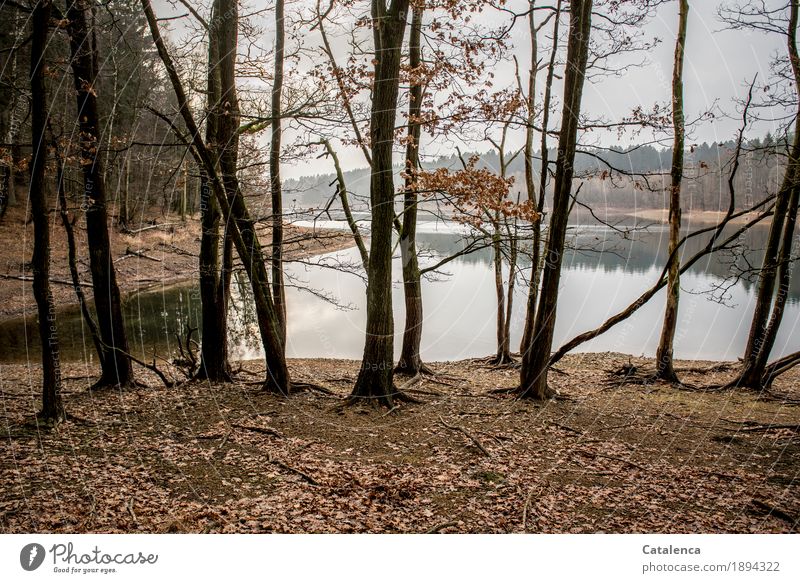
[
  {"xmin": 1, "ymin": 353, "xmax": 797, "ymax": 533},
  {"xmin": 0, "ymin": 205, "xmax": 353, "ymax": 318}
]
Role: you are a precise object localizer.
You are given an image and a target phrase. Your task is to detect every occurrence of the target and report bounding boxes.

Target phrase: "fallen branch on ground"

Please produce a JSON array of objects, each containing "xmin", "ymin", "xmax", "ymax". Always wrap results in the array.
[{"xmin": 438, "ymin": 415, "xmax": 491, "ymax": 457}]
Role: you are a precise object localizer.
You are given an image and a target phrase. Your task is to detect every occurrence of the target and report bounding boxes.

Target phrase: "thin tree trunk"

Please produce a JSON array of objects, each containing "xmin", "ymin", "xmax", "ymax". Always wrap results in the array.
[
  {"xmin": 49, "ymin": 123, "xmax": 105, "ymax": 368},
  {"xmin": 270, "ymin": 0, "xmax": 287, "ymax": 343},
  {"xmin": 397, "ymin": 5, "xmax": 428, "ymax": 376},
  {"xmin": 350, "ymin": 0, "xmax": 411, "ymax": 405},
  {"xmin": 30, "ymin": 0, "xmax": 65, "ymax": 422},
  {"xmin": 492, "ymin": 215, "xmax": 509, "ymax": 362},
  {"xmin": 141, "ymin": 0, "xmax": 290, "ymax": 394},
  {"xmin": 655, "ymin": 0, "xmax": 689, "ymax": 382},
  {"xmin": 519, "ymin": 0, "xmax": 593, "ymax": 400},
  {"xmin": 736, "ymin": 0, "xmax": 800, "ymax": 389},
  {"xmin": 66, "ymin": 0, "xmax": 133, "ymax": 388},
  {"xmin": 502, "ymin": 216, "xmax": 518, "ymax": 360},
  {"xmin": 0, "ymin": 8, "xmax": 13, "ymax": 220},
  {"xmin": 119, "ymin": 154, "xmax": 130, "ymax": 230},
  {"xmin": 520, "ymin": 0, "xmax": 561, "ymax": 355},
  {"xmin": 323, "ymin": 140, "xmax": 369, "ymax": 270},
  {"xmin": 739, "ymin": 180, "xmax": 800, "ymax": 387}
]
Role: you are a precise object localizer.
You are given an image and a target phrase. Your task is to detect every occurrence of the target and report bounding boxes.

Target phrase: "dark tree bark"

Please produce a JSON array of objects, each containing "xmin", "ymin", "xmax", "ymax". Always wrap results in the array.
[
  {"xmin": 520, "ymin": 0, "xmax": 561, "ymax": 354},
  {"xmin": 141, "ymin": 0, "xmax": 290, "ymax": 394},
  {"xmin": 397, "ymin": 5, "xmax": 429, "ymax": 376},
  {"xmin": 654, "ymin": 0, "xmax": 689, "ymax": 382},
  {"xmin": 350, "ymin": 0, "xmax": 411, "ymax": 405},
  {"xmin": 196, "ymin": 0, "xmax": 231, "ymax": 382},
  {"xmin": 735, "ymin": 0, "xmax": 800, "ymax": 389},
  {"xmin": 49, "ymin": 123, "xmax": 105, "ymax": 368},
  {"xmin": 518, "ymin": 0, "xmax": 592, "ymax": 400},
  {"xmin": 270, "ymin": 0, "xmax": 287, "ymax": 344},
  {"xmin": 65, "ymin": 0, "xmax": 133, "ymax": 388},
  {"xmin": 30, "ymin": 0, "xmax": 65, "ymax": 422},
  {"xmin": 0, "ymin": 12, "xmax": 11, "ymax": 222}
]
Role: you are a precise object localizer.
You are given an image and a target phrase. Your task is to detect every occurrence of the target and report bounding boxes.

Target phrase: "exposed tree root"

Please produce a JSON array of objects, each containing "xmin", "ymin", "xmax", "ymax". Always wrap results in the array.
[
  {"xmin": 750, "ymin": 499, "xmax": 798, "ymax": 528},
  {"xmin": 471, "ymin": 353, "xmax": 519, "ymax": 369},
  {"xmin": 291, "ymin": 382, "xmax": 336, "ymax": 396},
  {"xmin": 423, "ymin": 520, "xmax": 458, "ymax": 534},
  {"xmin": 489, "ymin": 385, "xmax": 559, "ymax": 401},
  {"xmin": 394, "ymin": 361, "xmax": 437, "ymax": 376},
  {"xmin": 438, "ymin": 415, "xmax": 491, "ymax": 457},
  {"xmin": 340, "ymin": 382, "xmax": 424, "ymax": 409}
]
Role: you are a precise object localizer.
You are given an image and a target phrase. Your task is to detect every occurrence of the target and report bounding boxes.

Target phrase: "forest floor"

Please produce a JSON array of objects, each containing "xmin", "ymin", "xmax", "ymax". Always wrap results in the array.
[
  {"xmin": 1, "ymin": 353, "xmax": 798, "ymax": 533},
  {"xmin": 0, "ymin": 205, "xmax": 353, "ymax": 318}
]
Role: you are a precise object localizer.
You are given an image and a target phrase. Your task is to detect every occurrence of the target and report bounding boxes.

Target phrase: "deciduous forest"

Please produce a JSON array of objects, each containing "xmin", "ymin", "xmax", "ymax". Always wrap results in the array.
[{"xmin": 0, "ymin": 0, "xmax": 798, "ymax": 533}]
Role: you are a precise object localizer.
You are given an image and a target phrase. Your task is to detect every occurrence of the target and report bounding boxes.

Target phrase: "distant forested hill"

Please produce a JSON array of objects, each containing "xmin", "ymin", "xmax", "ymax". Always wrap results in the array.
[{"xmin": 285, "ymin": 137, "xmax": 783, "ymax": 213}]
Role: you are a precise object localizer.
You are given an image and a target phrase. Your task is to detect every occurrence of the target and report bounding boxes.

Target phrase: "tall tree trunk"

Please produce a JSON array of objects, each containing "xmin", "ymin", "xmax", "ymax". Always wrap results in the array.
[
  {"xmin": 196, "ymin": 0, "xmax": 230, "ymax": 382},
  {"xmin": 520, "ymin": 0, "xmax": 561, "ymax": 355},
  {"xmin": 655, "ymin": 0, "xmax": 689, "ymax": 382},
  {"xmin": 519, "ymin": 0, "xmax": 592, "ymax": 400},
  {"xmin": 50, "ymin": 123, "xmax": 105, "ymax": 368},
  {"xmin": 397, "ymin": 5, "xmax": 427, "ymax": 376},
  {"xmin": 270, "ymin": 0, "xmax": 287, "ymax": 343},
  {"xmin": 141, "ymin": 0, "xmax": 290, "ymax": 394},
  {"xmin": 736, "ymin": 0, "xmax": 800, "ymax": 389},
  {"xmin": 501, "ymin": 217, "xmax": 517, "ymax": 360},
  {"xmin": 490, "ymin": 133, "xmax": 515, "ymax": 366},
  {"xmin": 350, "ymin": 0, "xmax": 411, "ymax": 405},
  {"xmin": 30, "ymin": 0, "xmax": 65, "ymax": 422},
  {"xmin": 65, "ymin": 0, "xmax": 133, "ymax": 388},
  {"xmin": 492, "ymin": 216, "xmax": 509, "ymax": 362},
  {"xmin": 0, "ymin": 7, "xmax": 13, "ymax": 221}
]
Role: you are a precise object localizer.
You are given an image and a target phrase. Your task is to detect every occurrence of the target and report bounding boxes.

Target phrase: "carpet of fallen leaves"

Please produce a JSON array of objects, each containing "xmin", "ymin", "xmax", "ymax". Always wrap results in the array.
[{"xmin": 1, "ymin": 353, "xmax": 798, "ymax": 533}]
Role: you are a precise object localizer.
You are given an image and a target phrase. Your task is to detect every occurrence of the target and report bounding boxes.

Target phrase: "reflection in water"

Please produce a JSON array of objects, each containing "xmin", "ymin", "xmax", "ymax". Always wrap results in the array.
[{"xmin": 0, "ymin": 222, "xmax": 797, "ymax": 364}]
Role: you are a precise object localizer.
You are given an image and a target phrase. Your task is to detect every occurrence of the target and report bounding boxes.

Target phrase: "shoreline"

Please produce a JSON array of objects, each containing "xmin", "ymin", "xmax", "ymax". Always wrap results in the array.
[{"xmin": 0, "ymin": 206, "xmax": 356, "ymax": 320}]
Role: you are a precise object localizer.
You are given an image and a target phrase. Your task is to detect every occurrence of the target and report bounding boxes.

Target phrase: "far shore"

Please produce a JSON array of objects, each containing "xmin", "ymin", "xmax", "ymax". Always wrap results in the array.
[{"xmin": 0, "ymin": 206, "xmax": 355, "ymax": 320}]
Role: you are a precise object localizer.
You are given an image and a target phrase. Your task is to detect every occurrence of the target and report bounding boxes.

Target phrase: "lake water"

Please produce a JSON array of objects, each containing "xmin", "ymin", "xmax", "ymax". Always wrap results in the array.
[{"xmin": 0, "ymin": 220, "xmax": 797, "ymax": 364}]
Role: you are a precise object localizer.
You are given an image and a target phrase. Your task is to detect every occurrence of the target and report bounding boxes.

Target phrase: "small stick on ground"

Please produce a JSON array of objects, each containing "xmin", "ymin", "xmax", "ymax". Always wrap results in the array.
[
  {"xmin": 576, "ymin": 449, "xmax": 646, "ymax": 471},
  {"xmin": 750, "ymin": 499, "xmax": 797, "ymax": 527},
  {"xmin": 268, "ymin": 455, "xmax": 319, "ymax": 485},
  {"xmin": 424, "ymin": 520, "xmax": 457, "ymax": 534},
  {"xmin": 232, "ymin": 423, "xmax": 284, "ymax": 439},
  {"xmin": 126, "ymin": 497, "xmax": 138, "ymax": 523},
  {"xmin": 438, "ymin": 415, "xmax": 491, "ymax": 457}
]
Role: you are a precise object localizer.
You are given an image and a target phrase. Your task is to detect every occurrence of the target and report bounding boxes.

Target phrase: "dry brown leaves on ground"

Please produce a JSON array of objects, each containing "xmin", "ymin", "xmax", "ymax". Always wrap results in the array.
[{"xmin": 0, "ymin": 353, "xmax": 798, "ymax": 533}]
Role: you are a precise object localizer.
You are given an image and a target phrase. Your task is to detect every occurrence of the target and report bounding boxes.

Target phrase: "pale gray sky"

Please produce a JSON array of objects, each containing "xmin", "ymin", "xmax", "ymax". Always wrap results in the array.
[{"xmin": 153, "ymin": 0, "xmax": 790, "ymax": 178}]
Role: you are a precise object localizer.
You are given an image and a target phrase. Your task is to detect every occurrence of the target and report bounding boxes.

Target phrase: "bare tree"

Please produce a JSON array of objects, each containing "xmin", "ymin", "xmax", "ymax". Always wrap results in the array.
[
  {"xmin": 724, "ymin": 0, "xmax": 800, "ymax": 389},
  {"xmin": 141, "ymin": 0, "xmax": 291, "ymax": 394},
  {"xmin": 30, "ymin": 0, "xmax": 65, "ymax": 422},
  {"xmin": 654, "ymin": 0, "xmax": 689, "ymax": 382},
  {"xmin": 271, "ymin": 0, "xmax": 287, "ymax": 343},
  {"xmin": 197, "ymin": 0, "xmax": 232, "ymax": 382},
  {"xmin": 518, "ymin": 0, "xmax": 593, "ymax": 400},
  {"xmin": 349, "ymin": 0, "xmax": 411, "ymax": 405},
  {"xmin": 65, "ymin": 0, "xmax": 133, "ymax": 388},
  {"xmin": 396, "ymin": 4, "xmax": 428, "ymax": 376}
]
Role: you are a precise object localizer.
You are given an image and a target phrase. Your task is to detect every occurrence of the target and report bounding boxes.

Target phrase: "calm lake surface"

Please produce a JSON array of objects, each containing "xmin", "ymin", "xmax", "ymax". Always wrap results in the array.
[{"xmin": 0, "ymin": 220, "xmax": 798, "ymax": 364}]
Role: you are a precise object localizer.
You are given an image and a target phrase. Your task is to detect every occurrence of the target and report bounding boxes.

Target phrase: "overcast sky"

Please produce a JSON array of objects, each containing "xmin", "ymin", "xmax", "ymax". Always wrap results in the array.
[{"xmin": 154, "ymin": 0, "xmax": 790, "ymax": 178}]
